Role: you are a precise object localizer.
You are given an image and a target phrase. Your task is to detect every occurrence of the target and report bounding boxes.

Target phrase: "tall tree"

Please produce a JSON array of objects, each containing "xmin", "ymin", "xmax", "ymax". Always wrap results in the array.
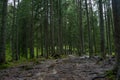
[
  {"xmin": 77, "ymin": 0, "xmax": 84, "ymax": 56},
  {"xmin": 58, "ymin": 0, "xmax": 63, "ymax": 55},
  {"xmin": 89, "ymin": 0, "xmax": 96, "ymax": 55},
  {"xmin": 85, "ymin": 0, "xmax": 93, "ymax": 57},
  {"xmin": 29, "ymin": 0, "xmax": 34, "ymax": 58},
  {"xmin": 0, "ymin": 0, "xmax": 8, "ymax": 63},
  {"xmin": 11, "ymin": 0, "xmax": 19, "ymax": 60},
  {"xmin": 98, "ymin": 0, "xmax": 105, "ymax": 58},
  {"xmin": 112, "ymin": 0, "xmax": 120, "ymax": 79},
  {"xmin": 43, "ymin": 0, "xmax": 49, "ymax": 58}
]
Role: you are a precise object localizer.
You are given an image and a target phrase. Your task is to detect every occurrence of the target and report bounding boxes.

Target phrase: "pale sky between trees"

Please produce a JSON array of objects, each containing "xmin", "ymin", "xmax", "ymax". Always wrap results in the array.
[{"xmin": 8, "ymin": 0, "xmax": 13, "ymax": 3}]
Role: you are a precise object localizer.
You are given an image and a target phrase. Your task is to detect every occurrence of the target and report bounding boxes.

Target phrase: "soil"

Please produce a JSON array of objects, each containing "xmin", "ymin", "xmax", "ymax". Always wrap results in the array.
[{"xmin": 0, "ymin": 55, "xmax": 115, "ymax": 80}]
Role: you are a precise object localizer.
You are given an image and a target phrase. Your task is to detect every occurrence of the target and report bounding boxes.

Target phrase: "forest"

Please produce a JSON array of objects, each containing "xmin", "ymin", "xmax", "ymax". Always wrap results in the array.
[{"xmin": 0, "ymin": 0, "xmax": 120, "ymax": 80}]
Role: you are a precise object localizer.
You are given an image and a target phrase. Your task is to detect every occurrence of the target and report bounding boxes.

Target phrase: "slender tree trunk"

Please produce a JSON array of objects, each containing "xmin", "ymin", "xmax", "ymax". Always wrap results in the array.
[
  {"xmin": 0, "ymin": 0, "xmax": 8, "ymax": 63},
  {"xmin": 12, "ymin": 0, "xmax": 19, "ymax": 61},
  {"xmin": 16, "ymin": 0, "xmax": 20, "ymax": 60},
  {"xmin": 98, "ymin": 0, "xmax": 105, "ymax": 58},
  {"xmin": 11, "ymin": 0, "xmax": 16, "ymax": 60},
  {"xmin": 58, "ymin": 0, "xmax": 63, "ymax": 55},
  {"xmin": 89, "ymin": 0, "xmax": 95, "ymax": 55},
  {"xmin": 85, "ymin": 0, "xmax": 93, "ymax": 57},
  {"xmin": 29, "ymin": 0, "xmax": 34, "ymax": 58},
  {"xmin": 50, "ymin": 0, "xmax": 55, "ymax": 56},
  {"xmin": 44, "ymin": 0, "xmax": 49, "ymax": 58},
  {"xmin": 112, "ymin": 0, "xmax": 120, "ymax": 79},
  {"xmin": 104, "ymin": 1, "xmax": 109, "ymax": 55}
]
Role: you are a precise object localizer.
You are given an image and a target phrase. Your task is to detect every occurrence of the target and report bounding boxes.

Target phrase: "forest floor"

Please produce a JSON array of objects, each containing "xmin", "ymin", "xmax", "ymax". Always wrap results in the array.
[{"xmin": 0, "ymin": 55, "xmax": 115, "ymax": 80}]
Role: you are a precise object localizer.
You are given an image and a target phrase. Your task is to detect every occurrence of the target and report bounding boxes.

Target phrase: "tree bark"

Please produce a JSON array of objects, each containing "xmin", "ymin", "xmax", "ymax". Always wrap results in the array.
[
  {"xmin": 85, "ymin": 0, "xmax": 93, "ymax": 57},
  {"xmin": 112, "ymin": 0, "xmax": 120, "ymax": 79},
  {"xmin": 0, "ymin": 0, "xmax": 8, "ymax": 63},
  {"xmin": 98, "ymin": 0, "xmax": 105, "ymax": 58}
]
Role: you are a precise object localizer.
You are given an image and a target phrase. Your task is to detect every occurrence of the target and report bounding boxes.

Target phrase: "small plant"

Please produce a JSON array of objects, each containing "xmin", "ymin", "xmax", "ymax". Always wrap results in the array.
[
  {"xmin": 106, "ymin": 70, "xmax": 116, "ymax": 80},
  {"xmin": 0, "ymin": 63, "xmax": 9, "ymax": 70}
]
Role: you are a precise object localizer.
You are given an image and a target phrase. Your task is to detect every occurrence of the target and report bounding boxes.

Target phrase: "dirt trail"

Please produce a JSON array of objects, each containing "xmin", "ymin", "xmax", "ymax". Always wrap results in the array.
[{"xmin": 0, "ymin": 56, "xmax": 114, "ymax": 80}]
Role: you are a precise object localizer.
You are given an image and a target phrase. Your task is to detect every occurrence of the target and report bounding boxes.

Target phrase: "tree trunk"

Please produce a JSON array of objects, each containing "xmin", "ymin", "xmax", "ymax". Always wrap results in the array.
[
  {"xmin": 98, "ymin": 0, "xmax": 105, "ymax": 58},
  {"xmin": 0, "ymin": 0, "xmax": 8, "ymax": 63},
  {"xmin": 112, "ymin": 0, "xmax": 120, "ymax": 79},
  {"xmin": 57, "ymin": 0, "xmax": 63, "ymax": 56},
  {"xmin": 29, "ymin": 0, "xmax": 34, "ymax": 58},
  {"xmin": 85, "ymin": 0, "xmax": 93, "ymax": 57}
]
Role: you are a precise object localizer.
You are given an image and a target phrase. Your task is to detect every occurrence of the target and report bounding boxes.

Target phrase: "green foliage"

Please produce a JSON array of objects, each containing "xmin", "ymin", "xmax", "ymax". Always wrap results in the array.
[
  {"xmin": 0, "ymin": 57, "xmax": 46, "ymax": 70},
  {"xmin": 0, "ymin": 63, "xmax": 10, "ymax": 70},
  {"xmin": 6, "ymin": 47, "xmax": 12, "ymax": 62},
  {"xmin": 106, "ymin": 70, "xmax": 116, "ymax": 80},
  {"xmin": 3, "ymin": 0, "xmax": 114, "ymax": 62}
]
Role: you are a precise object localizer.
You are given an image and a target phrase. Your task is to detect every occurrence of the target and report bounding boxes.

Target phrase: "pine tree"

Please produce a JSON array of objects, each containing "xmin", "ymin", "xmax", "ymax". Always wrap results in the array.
[{"xmin": 0, "ymin": 0, "xmax": 8, "ymax": 63}]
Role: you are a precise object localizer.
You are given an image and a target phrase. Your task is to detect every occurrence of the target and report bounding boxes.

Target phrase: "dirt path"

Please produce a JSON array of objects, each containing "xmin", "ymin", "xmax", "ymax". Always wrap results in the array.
[{"xmin": 0, "ymin": 56, "xmax": 114, "ymax": 80}]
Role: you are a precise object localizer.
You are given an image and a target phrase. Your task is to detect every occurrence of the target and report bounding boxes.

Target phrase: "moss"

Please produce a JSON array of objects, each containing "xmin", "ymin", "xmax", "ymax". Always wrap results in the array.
[
  {"xmin": 0, "ymin": 63, "xmax": 10, "ymax": 70},
  {"xmin": 106, "ymin": 70, "xmax": 116, "ymax": 80}
]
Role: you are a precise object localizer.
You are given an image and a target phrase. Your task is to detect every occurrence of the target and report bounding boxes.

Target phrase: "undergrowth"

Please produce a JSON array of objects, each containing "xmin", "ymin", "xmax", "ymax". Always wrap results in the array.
[{"xmin": 106, "ymin": 70, "xmax": 116, "ymax": 80}]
